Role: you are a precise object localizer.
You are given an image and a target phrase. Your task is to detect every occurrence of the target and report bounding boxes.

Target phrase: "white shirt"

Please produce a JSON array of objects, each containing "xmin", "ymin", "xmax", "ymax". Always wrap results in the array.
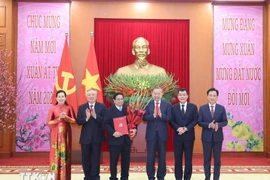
[
  {"xmin": 115, "ymin": 105, "xmax": 123, "ymax": 111},
  {"xmin": 208, "ymin": 103, "xmax": 216, "ymax": 112},
  {"xmin": 154, "ymin": 100, "xmax": 161, "ymax": 107},
  {"xmin": 86, "ymin": 102, "xmax": 96, "ymax": 121},
  {"xmin": 180, "ymin": 102, "xmax": 187, "ymax": 113},
  {"xmin": 208, "ymin": 103, "xmax": 216, "ymax": 128},
  {"xmin": 88, "ymin": 102, "xmax": 96, "ymax": 109}
]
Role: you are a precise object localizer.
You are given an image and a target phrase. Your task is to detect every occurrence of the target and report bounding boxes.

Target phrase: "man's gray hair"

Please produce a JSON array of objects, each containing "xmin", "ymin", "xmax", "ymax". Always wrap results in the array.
[
  {"xmin": 152, "ymin": 86, "xmax": 163, "ymax": 91},
  {"xmin": 86, "ymin": 88, "xmax": 97, "ymax": 94}
]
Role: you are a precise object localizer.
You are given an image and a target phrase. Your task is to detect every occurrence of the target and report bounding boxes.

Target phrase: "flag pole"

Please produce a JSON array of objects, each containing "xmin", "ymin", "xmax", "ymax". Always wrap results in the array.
[{"xmin": 89, "ymin": 31, "xmax": 103, "ymax": 163}]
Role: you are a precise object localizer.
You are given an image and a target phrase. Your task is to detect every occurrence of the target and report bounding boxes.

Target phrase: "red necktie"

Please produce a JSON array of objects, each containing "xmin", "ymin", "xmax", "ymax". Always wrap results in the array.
[
  {"xmin": 155, "ymin": 101, "xmax": 159, "ymax": 117},
  {"xmin": 90, "ymin": 105, "xmax": 93, "ymax": 112},
  {"xmin": 211, "ymin": 106, "xmax": 214, "ymax": 118},
  {"xmin": 155, "ymin": 101, "xmax": 159, "ymax": 131}
]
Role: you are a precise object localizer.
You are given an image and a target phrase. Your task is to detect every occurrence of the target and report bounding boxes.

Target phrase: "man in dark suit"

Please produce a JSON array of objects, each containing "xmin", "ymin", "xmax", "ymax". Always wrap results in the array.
[
  {"xmin": 198, "ymin": 88, "xmax": 228, "ymax": 180},
  {"xmin": 143, "ymin": 86, "xmax": 171, "ymax": 180},
  {"xmin": 170, "ymin": 88, "xmax": 198, "ymax": 180},
  {"xmin": 76, "ymin": 88, "xmax": 106, "ymax": 180},
  {"xmin": 103, "ymin": 92, "xmax": 137, "ymax": 180}
]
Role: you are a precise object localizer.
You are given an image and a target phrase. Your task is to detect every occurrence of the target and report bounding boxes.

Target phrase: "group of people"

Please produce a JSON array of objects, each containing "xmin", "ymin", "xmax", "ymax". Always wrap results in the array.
[
  {"xmin": 47, "ymin": 86, "xmax": 228, "ymax": 180},
  {"xmin": 46, "ymin": 36, "xmax": 227, "ymax": 180}
]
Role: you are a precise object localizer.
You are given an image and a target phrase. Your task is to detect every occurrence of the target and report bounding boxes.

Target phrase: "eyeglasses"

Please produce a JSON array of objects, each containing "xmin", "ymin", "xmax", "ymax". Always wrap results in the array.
[{"xmin": 115, "ymin": 98, "xmax": 124, "ymax": 101}]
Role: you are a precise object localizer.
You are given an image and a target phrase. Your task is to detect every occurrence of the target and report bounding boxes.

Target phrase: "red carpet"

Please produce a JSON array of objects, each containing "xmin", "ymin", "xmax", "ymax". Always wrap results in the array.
[
  {"xmin": 1, "ymin": 156, "xmax": 270, "ymax": 175},
  {"xmin": 0, "ymin": 156, "xmax": 270, "ymax": 166}
]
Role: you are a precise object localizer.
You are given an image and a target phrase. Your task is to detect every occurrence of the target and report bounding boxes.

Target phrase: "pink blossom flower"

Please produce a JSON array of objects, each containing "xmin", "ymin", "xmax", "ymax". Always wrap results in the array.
[
  {"xmin": 39, "ymin": 140, "xmax": 45, "ymax": 147},
  {"xmin": 26, "ymin": 140, "xmax": 34, "ymax": 147},
  {"xmin": 34, "ymin": 136, "xmax": 41, "ymax": 144},
  {"xmin": 31, "ymin": 121, "xmax": 38, "ymax": 127},
  {"xmin": 34, "ymin": 128, "xmax": 41, "ymax": 136},
  {"xmin": 34, "ymin": 145, "xmax": 39, "ymax": 149},
  {"xmin": 0, "ymin": 49, "xmax": 16, "ymax": 133}
]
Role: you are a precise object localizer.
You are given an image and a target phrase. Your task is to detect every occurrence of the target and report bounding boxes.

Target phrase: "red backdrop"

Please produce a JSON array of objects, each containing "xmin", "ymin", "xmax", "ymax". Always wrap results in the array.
[{"xmin": 94, "ymin": 19, "xmax": 189, "ymax": 151}]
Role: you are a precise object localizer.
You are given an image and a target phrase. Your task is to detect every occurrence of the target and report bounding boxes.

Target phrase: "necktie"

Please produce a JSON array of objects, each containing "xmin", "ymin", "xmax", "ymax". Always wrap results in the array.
[
  {"xmin": 119, "ymin": 106, "xmax": 122, "ymax": 111},
  {"xmin": 181, "ymin": 105, "xmax": 185, "ymax": 114},
  {"xmin": 155, "ymin": 101, "xmax": 159, "ymax": 117},
  {"xmin": 90, "ymin": 105, "xmax": 93, "ymax": 112},
  {"xmin": 155, "ymin": 101, "xmax": 159, "ymax": 131},
  {"xmin": 210, "ymin": 106, "xmax": 214, "ymax": 118}
]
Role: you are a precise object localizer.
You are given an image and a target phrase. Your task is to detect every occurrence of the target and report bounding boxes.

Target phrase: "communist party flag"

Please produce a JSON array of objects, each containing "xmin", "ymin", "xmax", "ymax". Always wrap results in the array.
[
  {"xmin": 78, "ymin": 36, "xmax": 104, "ymax": 105},
  {"xmin": 52, "ymin": 36, "xmax": 78, "ymax": 112}
]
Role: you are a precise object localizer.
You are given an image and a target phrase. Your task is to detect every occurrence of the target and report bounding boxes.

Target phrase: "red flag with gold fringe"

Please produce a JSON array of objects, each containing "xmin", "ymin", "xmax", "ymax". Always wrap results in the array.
[
  {"xmin": 52, "ymin": 36, "xmax": 78, "ymax": 113},
  {"xmin": 78, "ymin": 36, "xmax": 104, "ymax": 105}
]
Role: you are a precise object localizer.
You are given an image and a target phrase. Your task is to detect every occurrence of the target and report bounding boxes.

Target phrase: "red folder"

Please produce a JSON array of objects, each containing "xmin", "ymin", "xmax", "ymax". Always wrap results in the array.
[{"xmin": 113, "ymin": 116, "xmax": 128, "ymax": 135}]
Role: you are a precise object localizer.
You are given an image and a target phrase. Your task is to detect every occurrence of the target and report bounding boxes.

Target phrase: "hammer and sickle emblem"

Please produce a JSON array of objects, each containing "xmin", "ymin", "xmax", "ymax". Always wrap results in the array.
[
  {"xmin": 119, "ymin": 123, "xmax": 123, "ymax": 127},
  {"xmin": 55, "ymin": 71, "xmax": 76, "ymax": 95}
]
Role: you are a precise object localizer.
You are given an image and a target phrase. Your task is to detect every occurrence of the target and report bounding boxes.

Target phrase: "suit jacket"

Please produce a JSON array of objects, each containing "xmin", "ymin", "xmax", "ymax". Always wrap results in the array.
[
  {"xmin": 76, "ymin": 102, "xmax": 106, "ymax": 144},
  {"xmin": 103, "ymin": 105, "xmax": 132, "ymax": 146},
  {"xmin": 143, "ymin": 100, "xmax": 171, "ymax": 141},
  {"xmin": 198, "ymin": 104, "xmax": 228, "ymax": 142},
  {"xmin": 170, "ymin": 103, "xmax": 198, "ymax": 143}
]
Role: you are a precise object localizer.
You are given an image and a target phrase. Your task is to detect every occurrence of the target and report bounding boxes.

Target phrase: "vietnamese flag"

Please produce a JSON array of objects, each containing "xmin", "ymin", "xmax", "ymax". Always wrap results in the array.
[
  {"xmin": 78, "ymin": 35, "xmax": 104, "ymax": 105},
  {"xmin": 52, "ymin": 35, "xmax": 78, "ymax": 112}
]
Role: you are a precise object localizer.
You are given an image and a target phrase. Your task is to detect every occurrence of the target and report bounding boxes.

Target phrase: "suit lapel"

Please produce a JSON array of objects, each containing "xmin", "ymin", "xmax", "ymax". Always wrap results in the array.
[
  {"xmin": 122, "ymin": 106, "xmax": 127, "ymax": 114},
  {"xmin": 207, "ymin": 105, "xmax": 213, "ymax": 119},
  {"xmin": 183, "ymin": 103, "xmax": 189, "ymax": 117},
  {"xmin": 176, "ymin": 104, "xmax": 181, "ymax": 116},
  {"xmin": 95, "ymin": 102, "xmax": 101, "ymax": 112},
  {"xmin": 112, "ymin": 105, "xmax": 118, "ymax": 117},
  {"xmin": 213, "ymin": 104, "xmax": 219, "ymax": 119},
  {"xmin": 151, "ymin": 100, "xmax": 155, "ymax": 111},
  {"xmin": 86, "ymin": 102, "xmax": 90, "ymax": 109}
]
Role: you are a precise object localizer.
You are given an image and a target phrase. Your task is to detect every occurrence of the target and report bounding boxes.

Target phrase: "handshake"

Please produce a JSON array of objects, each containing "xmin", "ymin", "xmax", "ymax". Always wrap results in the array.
[{"xmin": 209, "ymin": 120, "xmax": 218, "ymax": 132}]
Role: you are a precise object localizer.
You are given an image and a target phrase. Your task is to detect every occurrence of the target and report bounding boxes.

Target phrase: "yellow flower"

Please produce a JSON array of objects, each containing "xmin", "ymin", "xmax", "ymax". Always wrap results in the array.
[
  {"xmin": 247, "ymin": 132, "xmax": 259, "ymax": 143},
  {"xmin": 51, "ymin": 163, "xmax": 57, "ymax": 172},
  {"xmin": 52, "ymin": 143, "xmax": 57, "ymax": 149},
  {"xmin": 59, "ymin": 143, "xmax": 66, "ymax": 152},
  {"xmin": 227, "ymin": 119, "xmax": 235, "ymax": 127},
  {"xmin": 252, "ymin": 139, "xmax": 263, "ymax": 151},
  {"xmin": 55, "ymin": 150, "xmax": 60, "ymax": 157},
  {"xmin": 59, "ymin": 126, "xmax": 65, "ymax": 133},
  {"xmin": 232, "ymin": 123, "xmax": 251, "ymax": 140},
  {"xmin": 226, "ymin": 141, "xmax": 233, "ymax": 151},
  {"xmin": 234, "ymin": 142, "xmax": 245, "ymax": 151}
]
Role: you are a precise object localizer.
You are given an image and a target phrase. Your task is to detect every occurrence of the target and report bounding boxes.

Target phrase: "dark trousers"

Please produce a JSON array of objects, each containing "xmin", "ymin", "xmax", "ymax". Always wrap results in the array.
[
  {"xmin": 174, "ymin": 141, "xmax": 194, "ymax": 180},
  {"xmin": 109, "ymin": 143, "xmax": 131, "ymax": 180},
  {"xmin": 146, "ymin": 132, "xmax": 167, "ymax": 180},
  {"xmin": 202, "ymin": 141, "xmax": 222, "ymax": 180},
  {"xmin": 81, "ymin": 143, "xmax": 102, "ymax": 180}
]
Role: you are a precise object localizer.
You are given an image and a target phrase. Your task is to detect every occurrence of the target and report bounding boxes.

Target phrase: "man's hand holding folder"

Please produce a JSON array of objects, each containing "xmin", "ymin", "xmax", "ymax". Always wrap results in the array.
[{"xmin": 113, "ymin": 116, "xmax": 128, "ymax": 138}]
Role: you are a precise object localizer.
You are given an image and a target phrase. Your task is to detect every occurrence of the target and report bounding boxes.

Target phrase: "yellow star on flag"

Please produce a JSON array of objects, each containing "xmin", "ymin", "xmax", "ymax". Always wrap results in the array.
[{"xmin": 81, "ymin": 69, "xmax": 101, "ymax": 91}]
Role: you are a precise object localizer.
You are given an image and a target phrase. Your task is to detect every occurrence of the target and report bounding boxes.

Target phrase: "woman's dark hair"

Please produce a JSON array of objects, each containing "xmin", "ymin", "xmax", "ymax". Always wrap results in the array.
[{"xmin": 55, "ymin": 90, "xmax": 69, "ymax": 105}]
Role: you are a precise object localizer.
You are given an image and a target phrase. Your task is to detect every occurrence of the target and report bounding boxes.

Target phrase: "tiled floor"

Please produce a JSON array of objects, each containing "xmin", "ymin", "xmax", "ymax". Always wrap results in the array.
[
  {"xmin": 1, "ymin": 173, "xmax": 270, "ymax": 180},
  {"xmin": 1, "ymin": 165, "xmax": 270, "ymax": 174},
  {"xmin": 1, "ymin": 156, "xmax": 270, "ymax": 179}
]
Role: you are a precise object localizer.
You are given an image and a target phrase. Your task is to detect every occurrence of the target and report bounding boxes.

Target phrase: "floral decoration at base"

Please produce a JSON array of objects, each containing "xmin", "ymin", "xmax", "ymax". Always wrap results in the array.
[
  {"xmin": 104, "ymin": 73, "xmax": 178, "ymax": 104},
  {"xmin": 225, "ymin": 112, "xmax": 263, "ymax": 152},
  {"xmin": 105, "ymin": 73, "xmax": 178, "ymax": 139}
]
